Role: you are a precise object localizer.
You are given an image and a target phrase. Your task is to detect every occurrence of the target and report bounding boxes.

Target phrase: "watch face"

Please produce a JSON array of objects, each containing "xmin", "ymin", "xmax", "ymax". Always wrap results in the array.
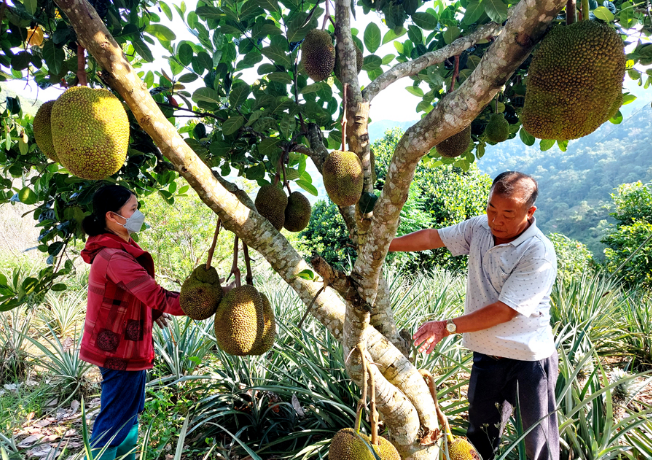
[{"xmin": 446, "ymin": 323, "xmax": 456, "ymax": 333}]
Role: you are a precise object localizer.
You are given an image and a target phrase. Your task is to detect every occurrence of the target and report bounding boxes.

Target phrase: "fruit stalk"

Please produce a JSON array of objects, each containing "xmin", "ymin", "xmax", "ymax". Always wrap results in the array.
[
  {"xmin": 581, "ymin": 0, "xmax": 589, "ymax": 20},
  {"xmin": 341, "ymin": 83, "xmax": 348, "ymax": 149},
  {"xmin": 367, "ymin": 360, "xmax": 379, "ymax": 446},
  {"xmin": 77, "ymin": 45, "xmax": 88, "ymax": 86},
  {"xmin": 205, "ymin": 218, "xmax": 222, "ymax": 270},
  {"xmin": 354, "ymin": 343, "xmax": 368, "ymax": 433},
  {"xmin": 243, "ymin": 242, "xmax": 253, "ymax": 286},
  {"xmin": 450, "ymin": 55, "xmax": 460, "ymax": 92},
  {"xmin": 297, "ymin": 283, "xmax": 326, "ymax": 328},
  {"xmin": 566, "ymin": 0, "xmax": 576, "ymax": 25},
  {"xmin": 422, "ymin": 370, "xmax": 454, "ymax": 443},
  {"xmin": 228, "ymin": 235, "xmax": 242, "ymax": 288}
]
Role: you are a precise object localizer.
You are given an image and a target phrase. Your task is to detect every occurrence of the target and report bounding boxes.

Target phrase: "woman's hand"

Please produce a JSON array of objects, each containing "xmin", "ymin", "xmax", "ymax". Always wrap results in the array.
[
  {"xmin": 155, "ymin": 313, "xmax": 172, "ymax": 329},
  {"xmin": 413, "ymin": 320, "xmax": 448, "ymax": 354}
]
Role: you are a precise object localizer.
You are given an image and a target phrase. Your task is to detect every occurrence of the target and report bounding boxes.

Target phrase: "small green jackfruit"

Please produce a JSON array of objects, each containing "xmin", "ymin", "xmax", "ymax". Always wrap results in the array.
[
  {"xmin": 301, "ymin": 30, "xmax": 335, "ymax": 82},
  {"xmin": 334, "ymin": 43, "xmax": 363, "ymax": 81},
  {"xmin": 329, "ymin": 428, "xmax": 400, "ymax": 460},
  {"xmin": 448, "ymin": 437, "xmax": 482, "ymax": 460},
  {"xmin": 255, "ymin": 184, "xmax": 288, "ymax": 231},
  {"xmin": 522, "ymin": 21, "xmax": 625, "ymax": 140},
  {"xmin": 33, "ymin": 101, "xmax": 58, "ymax": 162},
  {"xmin": 214, "ymin": 285, "xmax": 264, "ymax": 356},
  {"xmin": 284, "ymin": 191, "xmax": 312, "ymax": 232},
  {"xmin": 249, "ymin": 293, "xmax": 276, "ymax": 355},
  {"xmin": 485, "ymin": 113, "xmax": 510, "ymax": 143},
  {"xmin": 180, "ymin": 265, "xmax": 223, "ymax": 320},
  {"xmin": 323, "ymin": 150, "xmax": 364, "ymax": 207},
  {"xmin": 436, "ymin": 125, "xmax": 471, "ymax": 158},
  {"xmin": 51, "ymin": 86, "xmax": 129, "ymax": 180}
]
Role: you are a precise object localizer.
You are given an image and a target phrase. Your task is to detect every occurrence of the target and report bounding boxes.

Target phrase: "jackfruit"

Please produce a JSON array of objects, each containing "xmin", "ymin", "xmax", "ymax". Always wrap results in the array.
[
  {"xmin": 255, "ymin": 184, "xmax": 288, "ymax": 231},
  {"xmin": 301, "ymin": 30, "xmax": 335, "ymax": 82},
  {"xmin": 284, "ymin": 191, "xmax": 311, "ymax": 232},
  {"xmin": 180, "ymin": 265, "xmax": 223, "ymax": 320},
  {"xmin": 436, "ymin": 125, "xmax": 471, "ymax": 158},
  {"xmin": 322, "ymin": 150, "xmax": 364, "ymax": 207},
  {"xmin": 447, "ymin": 437, "xmax": 482, "ymax": 460},
  {"xmin": 485, "ymin": 113, "xmax": 509, "ymax": 143},
  {"xmin": 51, "ymin": 86, "xmax": 129, "ymax": 180},
  {"xmin": 522, "ymin": 20, "xmax": 625, "ymax": 140},
  {"xmin": 329, "ymin": 428, "xmax": 400, "ymax": 460},
  {"xmin": 214, "ymin": 285, "xmax": 264, "ymax": 356},
  {"xmin": 33, "ymin": 101, "xmax": 58, "ymax": 162},
  {"xmin": 249, "ymin": 293, "xmax": 276, "ymax": 355},
  {"xmin": 334, "ymin": 43, "xmax": 363, "ymax": 81}
]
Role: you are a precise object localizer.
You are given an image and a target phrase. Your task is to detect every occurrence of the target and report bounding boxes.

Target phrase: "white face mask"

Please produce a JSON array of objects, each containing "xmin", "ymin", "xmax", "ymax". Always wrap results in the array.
[{"xmin": 114, "ymin": 209, "xmax": 145, "ymax": 234}]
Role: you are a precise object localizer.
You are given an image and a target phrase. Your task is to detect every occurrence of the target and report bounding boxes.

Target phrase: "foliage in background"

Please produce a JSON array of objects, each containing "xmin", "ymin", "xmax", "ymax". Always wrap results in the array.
[
  {"xmin": 300, "ymin": 128, "xmax": 492, "ymax": 272},
  {"xmin": 548, "ymin": 233, "xmax": 594, "ymax": 280},
  {"xmin": 602, "ymin": 181, "xmax": 652, "ymax": 289}
]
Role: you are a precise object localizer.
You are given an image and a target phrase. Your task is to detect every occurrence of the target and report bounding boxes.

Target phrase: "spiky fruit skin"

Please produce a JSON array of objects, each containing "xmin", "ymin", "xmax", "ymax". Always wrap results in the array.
[
  {"xmin": 249, "ymin": 293, "xmax": 276, "ymax": 355},
  {"xmin": 284, "ymin": 192, "xmax": 312, "ymax": 232},
  {"xmin": 51, "ymin": 87, "xmax": 129, "ymax": 180},
  {"xmin": 323, "ymin": 150, "xmax": 364, "ymax": 207},
  {"xmin": 329, "ymin": 428, "xmax": 400, "ymax": 460},
  {"xmin": 522, "ymin": 21, "xmax": 625, "ymax": 141},
  {"xmin": 33, "ymin": 101, "xmax": 58, "ymax": 162},
  {"xmin": 436, "ymin": 125, "xmax": 471, "ymax": 158},
  {"xmin": 301, "ymin": 30, "xmax": 335, "ymax": 82},
  {"xmin": 214, "ymin": 285, "xmax": 264, "ymax": 356},
  {"xmin": 485, "ymin": 113, "xmax": 510, "ymax": 143},
  {"xmin": 255, "ymin": 184, "xmax": 288, "ymax": 231},
  {"xmin": 449, "ymin": 437, "xmax": 482, "ymax": 460},
  {"xmin": 180, "ymin": 265, "xmax": 223, "ymax": 320},
  {"xmin": 334, "ymin": 43, "xmax": 363, "ymax": 81}
]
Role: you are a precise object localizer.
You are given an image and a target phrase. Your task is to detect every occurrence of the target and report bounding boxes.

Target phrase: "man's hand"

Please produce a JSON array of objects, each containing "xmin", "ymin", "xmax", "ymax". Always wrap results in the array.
[
  {"xmin": 413, "ymin": 320, "xmax": 449, "ymax": 354},
  {"xmin": 155, "ymin": 313, "xmax": 172, "ymax": 329}
]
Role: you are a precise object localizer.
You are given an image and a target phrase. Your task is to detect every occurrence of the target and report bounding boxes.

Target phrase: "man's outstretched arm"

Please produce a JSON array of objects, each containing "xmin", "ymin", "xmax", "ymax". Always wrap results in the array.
[{"xmin": 388, "ymin": 228, "xmax": 445, "ymax": 252}]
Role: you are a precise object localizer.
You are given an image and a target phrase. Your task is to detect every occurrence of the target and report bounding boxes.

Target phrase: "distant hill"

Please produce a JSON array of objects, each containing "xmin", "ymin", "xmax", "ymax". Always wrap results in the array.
[{"xmin": 369, "ymin": 119, "xmax": 417, "ymax": 142}]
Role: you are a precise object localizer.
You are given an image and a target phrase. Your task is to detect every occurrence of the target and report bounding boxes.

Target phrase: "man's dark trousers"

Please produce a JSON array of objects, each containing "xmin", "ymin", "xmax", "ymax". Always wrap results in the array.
[{"xmin": 466, "ymin": 351, "xmax": 560, "ymax": 460}]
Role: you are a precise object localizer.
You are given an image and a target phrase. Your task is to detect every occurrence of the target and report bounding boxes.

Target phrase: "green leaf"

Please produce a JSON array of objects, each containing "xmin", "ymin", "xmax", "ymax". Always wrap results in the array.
[
  {"xmin": 24, "ymin": 0, "xmax": 37, "ymax": 15},
  {"xmin": 539, "ymin": 139, "xmax": 555, "ymax": 151},
  {"xmin": 621, "ymin": 94, "xmax": 636, "ymax": 106},
  {"xmin": 43, "ymin": 41, "xmax": 65, "ymax": 75},
  {"xmin": 463, "ymin": 0, "xmax": 485, "ymax": 25},
  {"xmin": 229, "ymin": 82, "xmax": 251, "ymax": 107},
  {"xmin": 279, "ymin": 114, "xmax": 296, "ymax": 138},
  {"xmin": 382, "ymin": 27, "xmax": 407, "ymax": 45},
  {"xmin": 381, "ymin": 54, "xmax": 395, "ymax": 65},
  {"xmin": 519, "ymin": 128, "xmax": 535, "ymax": 146},
  {"xmin": 362, "ymin": 55, "xmax": 382, "ymax": 71},
  {"xmin": 178, "ymin": 73, "xmax": 198, "ymax": 83},
  {"xmin": 296, "ymin": 179, "xmax": 318, "ymax": 196},
  {"xmin": 261, "ymin": 45, "xmax": 291, "ymax": 68},
  {"xmin": 557, "ymin": 139, "xmax": 568, "ymax": 152},
  {"xmin": 483, "ymin": 0, "xmax": 508, "ymax": 23},
  {"xmin": 258, "ymin": 0, "xmax": 280, "ymax": 12},
  {"xmin": 192, "ymin": 87, "xmax": 221, "ymax": 105},
  {"xmin": 51, "ymin": 283, "xmax": 67, "ymax": 292},
  {"xmin": 364, "ymin": 23, "xmax": 381, "ymax": 53},
  {"xmin": 609, "ymin": 110, "xmax": 623, "ymax": 124},
  {"xmin": 258, "ymin": 137, "xmax": 282, "ymax": 157},
  {"xmin": 443, "ymin": 26, "xmax": 461, "ymax": 45},
  {"xmin": 240, "ymin": 0, "xmax": 264, "ymax": 20},
  {"xmin": 358, "ymin": 192, "xmax": 379, "ymax": 213},
  {"xmin": 10, "ymin": 52, "xmax": 31, "ymax": 71},
  {"xmin": 222, "ymin": 116, "xmax": 244, "ymax": 136},
  {"xmin": 159, "ymin": 1, "xmax": 173, "ymax": 20},
  {"xmin": 295, "ymin": 269, "xmax": 316, "ymax": 280},
  {"xmin": 412, "ymin": 12, "xmax": 437, "ymax": 30},
  {"xmin": 300, "ymin": 83, "xmax": 322, "ymax": 95},
  {"xmin": 178, "ymin": 43, "xmax": 193, "ymax": 66},
  {"xmin": 145, "ymin": 24, "xmax": 176, "ymax": 41},
  {"xmin": 132, "ymin": 39, "xmax": 154, "ymax": 62},
  {"xmin": 267, "ymin": 72, "xmax": 293, "ymax": 83},
  {"xmin": 18, "ymin": 187, "xmax": 37, "ymax": 205},
  {"xmin": 405, "ymin": 86, "xmax": 424, "ymax": 97},
  {"xmin": 593, "ymin": 6, "xmax": 615, "ymax": 22},
  {"xmin": 195, "ymin": 5, "xmax": 223, "ymax": 19}
]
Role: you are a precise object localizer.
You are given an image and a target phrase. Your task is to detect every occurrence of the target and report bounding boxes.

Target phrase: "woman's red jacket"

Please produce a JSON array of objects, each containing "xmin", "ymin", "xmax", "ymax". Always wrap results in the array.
[{"xmin": 79, "ymin": 233, "xmax": 185, "ymax": 371}]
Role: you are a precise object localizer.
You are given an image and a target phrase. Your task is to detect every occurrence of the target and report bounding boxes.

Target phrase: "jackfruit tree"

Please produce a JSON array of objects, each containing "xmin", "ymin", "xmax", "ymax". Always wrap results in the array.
[{"xmin": 0, "ymin": 0, "xmax": 650, "ymax": 457}]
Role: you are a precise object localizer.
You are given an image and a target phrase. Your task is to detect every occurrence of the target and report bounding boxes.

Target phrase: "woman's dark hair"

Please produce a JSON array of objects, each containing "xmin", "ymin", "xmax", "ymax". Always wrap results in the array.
[{"xmin": 82, "ymin": 185, "xmax": 134, "ymax": 236}]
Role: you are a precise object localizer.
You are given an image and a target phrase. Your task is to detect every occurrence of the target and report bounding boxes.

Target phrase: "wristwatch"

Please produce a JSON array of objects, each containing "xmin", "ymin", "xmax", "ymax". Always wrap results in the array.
[{"xmin": 445, "ymin": 319, "xmax": 457, "ymax": 334}]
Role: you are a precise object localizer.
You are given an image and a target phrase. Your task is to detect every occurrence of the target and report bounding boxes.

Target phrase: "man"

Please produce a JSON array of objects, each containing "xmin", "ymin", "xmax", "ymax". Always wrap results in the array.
[{"xmin": 389, "ymin": 171, "xmax": 559, "ymax": 460}]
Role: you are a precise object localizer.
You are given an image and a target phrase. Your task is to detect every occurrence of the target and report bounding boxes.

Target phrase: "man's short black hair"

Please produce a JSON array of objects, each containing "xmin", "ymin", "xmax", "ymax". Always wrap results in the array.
[{"xmin": 490, "ymin": 171, "xmax": 538, "ymax": 208}]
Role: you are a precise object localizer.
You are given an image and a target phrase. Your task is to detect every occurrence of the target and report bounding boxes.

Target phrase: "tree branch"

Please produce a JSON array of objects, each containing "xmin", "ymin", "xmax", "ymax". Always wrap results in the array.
[
  {"xmin": 352, "ymin": 0, "xmax": 568, "ymax": 308},
  {"xmin": 363, "ymin": 22, "xmax": 501, "ymax": 102}
]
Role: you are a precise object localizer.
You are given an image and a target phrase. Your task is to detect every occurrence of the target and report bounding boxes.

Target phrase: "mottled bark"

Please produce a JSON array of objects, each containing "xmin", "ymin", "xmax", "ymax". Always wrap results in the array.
[{"xmin": 352, "ymin": 0, "xmax": 568, "ymax": 307}]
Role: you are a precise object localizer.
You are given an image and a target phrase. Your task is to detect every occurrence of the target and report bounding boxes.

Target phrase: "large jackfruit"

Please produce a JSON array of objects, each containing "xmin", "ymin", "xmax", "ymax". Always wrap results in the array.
[
  {"xmin": 214, "ymin": 285, "xmax": 264, "ymax": 356},
  {"xmin": 485, "ymin": 113, "xmax": 509, "ymax": 143},
  {"xmin": 180, "ymin": 265, "xmax": 223, "ymax": 320},
  {"xmin": 255, "ymin": 184, "xmax": 288, "ymax": 231},
  {"xmin": 334, "ymin": 43, "xmax": 363, "ymax": 81},
  {"xmin": 522, "ymin": 20, "xmax": 625, "ymax": 141},
  {"xmin": 249, "ymin": 293, "xmax": 276, "ymax": 355},
  {"xmin": 323, "ymin": 150, "xmax": 364, "ymax": 207},
  {"xmin": 51, "ymin": 86, "xmax": 130, "ymax": 180},
  {"xmin": 447, "ymin": 437, "xmax": 482, "ymax": 460},
  {"xmin": 329, "ymin": 428, "xmax": 400, "ymax": 460},
  {"xmin": 436, "ymin": 125, "xmax": 471, "ymax": 158},
  {"xmin": 33, "ymin": 101, "xmax": 58, "ymax": 162},
  {"xmin": 301, "ymin": 30, "xmax": 335, "ymax": 82},
  {"xmin": 284, "ymin": 191, "xmax": 312, "ymax": 232}
]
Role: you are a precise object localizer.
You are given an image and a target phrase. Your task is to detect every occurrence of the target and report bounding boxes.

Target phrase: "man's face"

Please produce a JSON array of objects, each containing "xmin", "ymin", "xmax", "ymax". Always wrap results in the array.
[{"xmin": 486, "ymin": 190, "xmax": 536, "ymax": 241}]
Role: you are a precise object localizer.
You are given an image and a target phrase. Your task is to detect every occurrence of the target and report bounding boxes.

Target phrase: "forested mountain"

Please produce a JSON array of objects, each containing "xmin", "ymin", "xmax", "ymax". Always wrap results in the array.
[{"xmin": 479, "ymin": 104, "xmax": 652, "ymax": 256}]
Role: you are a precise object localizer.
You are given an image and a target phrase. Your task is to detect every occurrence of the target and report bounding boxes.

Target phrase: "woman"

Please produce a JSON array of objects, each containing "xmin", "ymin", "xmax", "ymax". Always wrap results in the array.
[{"xmin": 79, "ymin": 184, "xmax": 185, "ymax": 460}]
